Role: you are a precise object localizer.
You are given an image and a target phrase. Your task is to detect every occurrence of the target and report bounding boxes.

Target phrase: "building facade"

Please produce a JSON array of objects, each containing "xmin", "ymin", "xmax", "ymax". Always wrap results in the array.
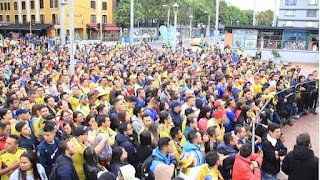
[
  {"xmin": 278, "ymin": 0, "xmax": 319, "ymax": 28},
  {"xmin": 0, "ymin": 0, "xmax": 118, "ymax": 39}
]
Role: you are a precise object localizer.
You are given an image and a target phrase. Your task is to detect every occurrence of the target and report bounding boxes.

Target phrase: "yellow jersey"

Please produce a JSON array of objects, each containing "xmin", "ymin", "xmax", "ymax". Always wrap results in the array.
[
  {"xmin": 96, "ymin": 127, "xmax": 116, "ymax": 146},
  {"xmin": 159, "ymin": 123, "xmax": 173, "ymax": 138},
  {"xmin": 69, "ymin": 96, "xmax": 80, "ymax": 111},
  {"xmin": 35, "ymin": 95, "xmax": 45, "ymax": 105},
  {"xmin": 70, "ymin": 137, "xmax": 87, "ymax": 180},
  {"xmin": 76, "ymin": 104, "xmax": 90, "ymax": 117},
  {"xmin": 33, "ymin": 117, "xmax": 45, "ymax": 138},
  {"xmin": 0, "ymin": 148, "xmax": 27, "ymax": 180}
]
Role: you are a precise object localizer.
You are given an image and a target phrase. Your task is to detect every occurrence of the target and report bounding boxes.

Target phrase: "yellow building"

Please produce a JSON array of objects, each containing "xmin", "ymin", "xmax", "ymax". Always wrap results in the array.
[{"xmin": 0, "ymin": 0, "xmax": 119, "ymax": 39}]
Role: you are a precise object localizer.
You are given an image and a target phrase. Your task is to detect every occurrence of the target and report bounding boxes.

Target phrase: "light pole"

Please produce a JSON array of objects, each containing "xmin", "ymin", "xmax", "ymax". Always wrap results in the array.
[
  {"xmin": 214, "ymin": 0, "xmax": 219, "ymax": 45},
  {"xmin": 129, "ymin": 0, "xmax": 134, "ymax": 43},
  {"xmin": 60, "ymin": 0, "xmax": 67, "ymax": 46},
  {"xmin": 204, "ymin": 11, "xmax": 210, "ymax": 38},
  {"xmin": 172, "ymin": 2, "xmax": 179, "ymax": 53},
  {"xmin": 189, "ymin": 15, "xmax": 193, "ymax": 39},
  {"xmin": 124, "ymin": 28, "xmax": 128, "ymax": 48},
  {"xmin": 236, "ymin": 19, "xmax": 240, "ymax": 25},
  {"xmin": 69, "ymin": 0, "xmax": 75, "ymax": 75},
  {"xmin": 162, "ymin": 4, "xmax": 170, "ymax": 28},
  {"xmin": 253, "ymin": 0, "xmax": 256, "ymax": 25}
]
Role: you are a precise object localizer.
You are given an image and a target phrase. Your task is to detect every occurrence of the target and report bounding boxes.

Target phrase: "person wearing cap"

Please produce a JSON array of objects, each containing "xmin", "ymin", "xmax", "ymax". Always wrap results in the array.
[
  {"xmin": 76, "ymin": 94, "xmax": 90, "ymax": 117},
  {"xmin": 15, "ymin": 121, "xmax": 39, "ymax": 151},
  {"xmin": 117, "ymin": 164, "xmax": 139, "ymax": 180},
  {"xmin": 207, "ymin": 109, "xmax": 226, "ymax": 143},
  {"xmin": 98, "ymin": 76, "xmax": 111, "ymax": 103},
  {"xmin": 10, "ymin": 108, "xmax": 30, "ymax": 136},
  {"xmin": 169, "ymin": 100, "xmax": 183, "ymax": 128},
  {"xmin": 71, "ymin": 125, "xmax": 108, "ymax": 180},
  {"xmin": 214, "ymin": 99, "xmax": 226, "ymax": 110}
]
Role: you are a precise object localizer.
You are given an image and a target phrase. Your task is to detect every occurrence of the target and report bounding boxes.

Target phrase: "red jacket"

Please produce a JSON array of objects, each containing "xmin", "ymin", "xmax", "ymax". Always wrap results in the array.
[{"xmin": 232, "ymin": 153, "xmax": 263, "ymax": 180}]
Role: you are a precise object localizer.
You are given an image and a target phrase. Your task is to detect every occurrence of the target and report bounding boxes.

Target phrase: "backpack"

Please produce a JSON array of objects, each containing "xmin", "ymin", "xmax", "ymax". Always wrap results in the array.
[
  {"xmin": 139, "ymin": 155, "xmax": 164, "ymax": 180},
  {"xmin": 49, "ymin": 162, "xmax": 69, "ymax": 180}
]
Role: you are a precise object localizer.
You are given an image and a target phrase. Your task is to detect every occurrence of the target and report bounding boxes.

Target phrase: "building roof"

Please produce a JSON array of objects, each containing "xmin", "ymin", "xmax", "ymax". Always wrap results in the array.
[
  {"xmin": 0, "ymin": 23, "xmax": 52, "ymax": 31},
  {"xmin": 224, "ymin": 25, "xmax": 318, "ymax": 32}
]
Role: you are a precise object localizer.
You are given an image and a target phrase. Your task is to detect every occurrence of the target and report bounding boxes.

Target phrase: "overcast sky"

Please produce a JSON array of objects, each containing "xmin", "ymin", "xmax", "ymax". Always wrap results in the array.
[{"xmin": 225, "ymin": 0, "xmax": 280, "ymax": 15}]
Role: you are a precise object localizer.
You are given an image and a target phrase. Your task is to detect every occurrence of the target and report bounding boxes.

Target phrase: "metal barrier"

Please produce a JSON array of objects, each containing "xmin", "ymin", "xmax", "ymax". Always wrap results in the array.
[{"xmin": 251, "ymin": 80, "xmax": 318, "ymax": 152}]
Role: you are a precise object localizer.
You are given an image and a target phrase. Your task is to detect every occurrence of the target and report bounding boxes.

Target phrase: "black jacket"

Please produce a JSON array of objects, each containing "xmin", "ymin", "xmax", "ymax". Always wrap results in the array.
[
  {"xmin": 261, "ymin": 134, "xmax": 287, "ymax": 175},
  {"xmin": 217, "ymin": 142, "xmax": 239, "ymax": 179},
  {"xmin": 56, "ymin": 154, "xmax": 79, "ymax": 180},
  {"xmin": 84, "ymin": 163, "xmax": 102, "ymax": 180},
  {"xmin": 282, "ymin": 145, "xmax": 319, "ymax": 180},
  {"xmin": 115, "ymin": 133, "xmax": 138, "ymax": 167}
]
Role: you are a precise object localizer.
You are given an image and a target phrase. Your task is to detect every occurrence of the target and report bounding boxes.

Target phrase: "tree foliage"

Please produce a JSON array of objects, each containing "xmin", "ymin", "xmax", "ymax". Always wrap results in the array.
[
  {"xmin": 256, "ymin": 10, "xmax": 274, "ymax": 26},
  {"xmin": 114, "ymin": 0, "xmax": 144, "ymax": 28},
  {"xmin": 115, "ymin": 0, "xmax": 254, "ymax": 28}
]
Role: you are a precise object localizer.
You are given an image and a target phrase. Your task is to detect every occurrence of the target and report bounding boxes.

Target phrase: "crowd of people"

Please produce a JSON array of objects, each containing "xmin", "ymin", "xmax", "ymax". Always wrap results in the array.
[{"xmin": 0, "ymin": 32, "xmax": 318, "ymax": 180}]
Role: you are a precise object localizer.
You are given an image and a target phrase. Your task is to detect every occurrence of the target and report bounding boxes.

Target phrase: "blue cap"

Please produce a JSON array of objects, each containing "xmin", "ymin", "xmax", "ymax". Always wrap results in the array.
[
  {"xmin": 170, "ymin": 100, "xmax": 182, "ymax": 109},
  {"xmin": 16, "ymin": 108, "xmax": 29, "ymax": 115}
]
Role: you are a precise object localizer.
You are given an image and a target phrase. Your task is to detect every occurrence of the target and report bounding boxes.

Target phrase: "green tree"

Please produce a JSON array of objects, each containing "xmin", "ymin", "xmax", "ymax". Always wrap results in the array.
[
  {"xmin": 114, "ymin": 0, "xmax": 144, "ymax": 28},
  {"xmin": 256, "ymin": 10, "xmax": 274, "ymax": 26}
]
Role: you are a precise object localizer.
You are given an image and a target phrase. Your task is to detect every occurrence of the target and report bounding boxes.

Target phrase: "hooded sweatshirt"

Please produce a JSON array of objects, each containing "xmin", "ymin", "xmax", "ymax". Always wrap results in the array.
[{"xmin": 182, "ymin": 141, "xmax": 205, "ymax": 166}]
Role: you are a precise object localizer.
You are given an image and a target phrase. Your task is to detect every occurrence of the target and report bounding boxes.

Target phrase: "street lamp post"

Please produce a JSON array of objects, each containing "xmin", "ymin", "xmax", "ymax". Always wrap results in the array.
[
  {"xmin": 173, "ymin": 2, "xmax": 179, "ymax": 53},
  {"xmin": 69, "ymin": 0, "xmax": 75, "ymax": 75},
  {"xmin": 214, "ymin": 0, "xmax": 219, "ymax": 45},
  {"xmin": 124, "ymin": 28, "xmax": 128, "ymax": 48},
  {"xmin": 129, "ymin": 0, "xmax": 134, "ymax": 43},
  {"xmin": 189, "ymin": 15, "xmax": 193, "ymax": 39},
  {"xmin": 162, "ymin": 5, "xmax": 171, "ymax": 28},
  {"xmin": 204, "ymin": 11, "xmax": 210, "ymax": 38},
  {"xmin": 236, "ymin": 20, "xmax": 240, "ymax": 25}
]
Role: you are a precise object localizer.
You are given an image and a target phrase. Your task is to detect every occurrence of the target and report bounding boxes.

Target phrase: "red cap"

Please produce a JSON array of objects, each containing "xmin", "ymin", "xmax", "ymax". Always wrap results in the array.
[
  {"xmin": 214, "ymin": 109, "xmax": 226, "ymax": 118},
  {"xmin": 214, "ymin": 100, "xmax": 225, "ymax": 108}
]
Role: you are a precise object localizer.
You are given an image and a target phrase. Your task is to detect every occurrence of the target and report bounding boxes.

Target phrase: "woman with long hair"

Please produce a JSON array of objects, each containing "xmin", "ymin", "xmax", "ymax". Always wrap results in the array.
[
  {"xmin": 61, "ymin": 120, "xmax": 75, "ymax": 140},
  {"xmin": 197, "ymin": 105, "xmax": 212, "ymax": 131},
  {"xmin": 85, "ymin": 113, "xmax": 98, "ymax": 145},
  {"xmin": 9, "ymin": 151, "xmax": 47, "ymax": 180},
  {"xmin": 148, "ymin": 122, "xmax": 160, "ymax": 149},
  {"xmin": 83, "ymin": 147, "xmax": 106, "ymax": 180},
  {"xmin": 235, "ymin": 98, "xmax": 246, "ymax": 119},
  {"xmin": 108, "ymin": 146, "xmax": 128, "ymax": 177},
  {"xmin": 117, "ymin": 110, "xmax": 130, "ymax": 124},
  {"xmin": 73, "ymin": 111, "xmax": 84, "ymax": 127},
  {"xmin": 237, "ymin": 105, "xmax": 254, "ymax": 126}
]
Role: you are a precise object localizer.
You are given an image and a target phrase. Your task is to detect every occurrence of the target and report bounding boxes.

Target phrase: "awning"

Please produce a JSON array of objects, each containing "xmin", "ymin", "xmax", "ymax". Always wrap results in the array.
[
  {"xmin": 104, "ymin": 24, "xmax": 120, "ymax": 31},
  {"xmin": 87, "ymin": 23, "xmax": 120, "ymax": 31},
  {"xmin": 0, "ymin": 23, "xmax": 52, "ymax": 31},
  {"xmin": 86, "ymin": 23, "xmax": 98, "ymax": 31}
]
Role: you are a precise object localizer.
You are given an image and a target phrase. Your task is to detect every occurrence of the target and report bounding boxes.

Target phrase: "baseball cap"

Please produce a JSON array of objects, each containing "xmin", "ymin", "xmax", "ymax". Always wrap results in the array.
[
  {"xmin": 74, "ymin": 125, "xmax": 90, "ymax": 136},
  {"xmin": 214, "ymin": 100, "xmax": 225, "ymax": 108},
  {"xmin": 170, "ymin": 100, "xmax": 182, "ymax": 109},
  {"xmin": 16, "ymin": 108, "xmax": 29, "ymax": 116},
  {"xmin": 214, "ymin": 109, "xmax": 226, "ymax": 118}
]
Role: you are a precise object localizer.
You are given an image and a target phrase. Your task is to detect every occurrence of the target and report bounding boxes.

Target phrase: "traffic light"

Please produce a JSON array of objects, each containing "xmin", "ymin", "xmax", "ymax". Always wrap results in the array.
[
  {"xmin": 97, "ymin": 23, "xmax": 101, "ymax": 29},
  {"xmin": 102, "ymin": 23, "xmax": 107, "ymax": 30}
]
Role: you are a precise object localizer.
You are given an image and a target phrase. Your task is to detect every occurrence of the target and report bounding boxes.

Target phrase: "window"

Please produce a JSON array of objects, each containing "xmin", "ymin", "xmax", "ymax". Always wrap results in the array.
[
  {"xmin": 15, "ymin": 15, "xmax": 18, "ymax": 23},
  {"xmin": 14, "ymin": 2, "xmax": 17, "ymax": 10},
  {"xmin": 31, "ymin": 15, "xmax": 35, "ymax": 24},
  {"xmin": 0, "ymin": 15, "xmax": 3, "ymax": 22},
  {"xmin": 285, "ymin": 0, "xmax": 296, "ymax": 5},
  {"xmin": 0, "ymin": 3, "xmax": 3, "ymax": 11},
  {"xmin": 6, "ymin": 15, "xmax": 10, "ymax": 22},
  {"xmin": 306, "ymin": 10, "xmax": 317, "ymax": 17},
  {"xmin": 102, "ymin": 15, "xmax": 107, "ymax": 23},
  {"xmin": 50, "ymin": 0, "xmax": 53, "ymax": 8},
  {"xmin": 7, "ymin": 3, "xmax": 10, "ymax": 10},
  {"xmin": 31, "ymin": 0, "xmax": 34, "ymax": 9},
  {"xmin": 308, "ymin": 0, "xmax": 318, "ymax": 5},
  {"xmin": 52, "ymin": 14, "xmax": 58, "ymax": 24},
  {"xmin": 4, "ymin": 2, "xmax": 7, "ymax": 10},
  {"xmin": 284, "ymin": 21, "xmax": 295, "ymax": 26},
  {"xmin": 91, "ymin": 0, "xmax": 96, "ymax": 9},
  {"xmin": 306, "ymin": 21, "xmax": 317, "ymax": 27},
  {"xmin": 284, "ymin": 10, "xmax": 295, "ymax": 16},
  {"xmin": 23, "ymin": 15, "xmax": 27, "ymax": 23},
  {"xmin": 40, "ymin": 14, "xmax": 45, "ymax": 23},
  {"xmin": 40, "ymin": 0, "xmax": 44, "ymax": 8},
  {"xmin": 54, "ymin": 0, "xmax": 58, "ymax": 8},
  {"xmin": 102, "ymin": 1, "xmax": 107, "ymax": 10},
  {"xmin": 90, "ymin": 14, "xmax": 96, "ymax": 23},
  {"xmin": 22, "ymin": 1, "xmax": 26, "ymax": 9}
]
